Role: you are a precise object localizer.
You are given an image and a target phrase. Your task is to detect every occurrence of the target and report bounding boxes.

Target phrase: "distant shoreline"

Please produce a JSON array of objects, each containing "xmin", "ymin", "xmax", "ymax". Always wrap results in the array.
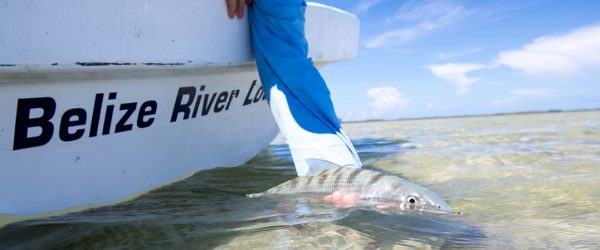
[{"xmin": 342, "ymin": 108, "xmax": 600, "ymax": 124}]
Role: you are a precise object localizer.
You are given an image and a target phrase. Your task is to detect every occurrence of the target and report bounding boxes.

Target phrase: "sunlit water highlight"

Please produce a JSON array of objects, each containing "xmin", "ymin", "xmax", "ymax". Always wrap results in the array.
[{"xmin": 1, "ymin": 111, "xmax": 599, "ymax": 249}]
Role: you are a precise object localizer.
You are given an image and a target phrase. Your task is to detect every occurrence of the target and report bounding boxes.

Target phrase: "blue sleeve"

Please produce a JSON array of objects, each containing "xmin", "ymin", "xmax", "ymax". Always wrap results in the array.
[{"xmin": 248, "ymin": 0, "xmax": 362, "ymax": 176}]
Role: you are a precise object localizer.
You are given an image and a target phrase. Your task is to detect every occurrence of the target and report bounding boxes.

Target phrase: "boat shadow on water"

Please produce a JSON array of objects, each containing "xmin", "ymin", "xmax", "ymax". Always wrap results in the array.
[{"xmin": 0, "ymin": 138, "xmax": 488, "ymax": 249}]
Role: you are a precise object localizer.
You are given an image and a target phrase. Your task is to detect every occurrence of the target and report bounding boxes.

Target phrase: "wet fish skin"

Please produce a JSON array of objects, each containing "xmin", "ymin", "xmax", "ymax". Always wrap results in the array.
[{"xmin": 247, "ymin": 167, "xmax": 454, "ymax": 214}]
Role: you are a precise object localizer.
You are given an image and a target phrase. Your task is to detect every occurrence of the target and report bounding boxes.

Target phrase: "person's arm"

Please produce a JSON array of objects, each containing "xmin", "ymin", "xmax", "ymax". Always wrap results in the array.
[
  {"xmin": 226, "ymin": 0, "xmax": 252, "ymax": 19},
  {"xmin": 225, "ymin": 0, "xmax": 364, "ymax": 208}
]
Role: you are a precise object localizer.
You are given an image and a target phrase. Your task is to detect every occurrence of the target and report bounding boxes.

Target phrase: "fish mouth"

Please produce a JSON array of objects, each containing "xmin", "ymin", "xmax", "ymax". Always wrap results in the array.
[
  {"xmin": 419, "ymin": 203, "xmax": 461, "ymax": 215},
  {"xmin": 421, "ymin": 208, "xmax": 462, "ymax": 215}
]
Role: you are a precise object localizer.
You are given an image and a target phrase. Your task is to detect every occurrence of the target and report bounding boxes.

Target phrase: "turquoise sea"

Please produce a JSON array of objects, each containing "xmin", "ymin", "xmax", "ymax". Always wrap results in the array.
[{"xmin": 1, "ymin": 111, "xmax": 599, "ymax": 249}]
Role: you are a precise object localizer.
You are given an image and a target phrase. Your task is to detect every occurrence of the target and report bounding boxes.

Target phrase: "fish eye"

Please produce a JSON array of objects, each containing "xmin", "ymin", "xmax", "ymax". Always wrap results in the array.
[{"xmin": 406, "ymin": 195, "xmax": 419, "ymax": 205}]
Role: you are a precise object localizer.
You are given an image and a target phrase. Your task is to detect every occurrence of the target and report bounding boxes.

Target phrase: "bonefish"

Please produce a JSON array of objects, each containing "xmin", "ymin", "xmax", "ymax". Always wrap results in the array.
[{"xmin": 248, "ymin": 161, "xmax": 457, "ymax": 215}]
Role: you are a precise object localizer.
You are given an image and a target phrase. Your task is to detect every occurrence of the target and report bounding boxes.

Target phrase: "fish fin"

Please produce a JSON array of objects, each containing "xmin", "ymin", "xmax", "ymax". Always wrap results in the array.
[
  {"xmin": 280, "ymin": 200, "xmax": 351, "ymax": 225},
  {"xmin": 305, "ymin": 158, "xmax": 343, "ymax": 175}
]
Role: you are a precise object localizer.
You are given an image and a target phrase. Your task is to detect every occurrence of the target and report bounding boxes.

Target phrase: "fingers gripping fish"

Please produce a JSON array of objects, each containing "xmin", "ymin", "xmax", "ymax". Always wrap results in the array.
[{"xmin": 247, "ymin": 160, "xmax": 458, "ymax": 215}]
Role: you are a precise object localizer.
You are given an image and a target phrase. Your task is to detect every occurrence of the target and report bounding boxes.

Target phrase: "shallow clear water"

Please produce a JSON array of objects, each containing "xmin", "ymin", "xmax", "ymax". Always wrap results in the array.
[{"xmin": 1, "ymin": 111, "xmax": 599, "ymax": 249}]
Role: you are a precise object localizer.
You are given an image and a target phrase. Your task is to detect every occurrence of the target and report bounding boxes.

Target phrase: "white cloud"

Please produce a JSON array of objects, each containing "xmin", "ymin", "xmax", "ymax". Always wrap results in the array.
[
  {"xmin": 353, "ymin": 0, "xmax": 383, "ymax": 14},
  {"xmin": 364, "ymin": 1, "xmax": 469, "ymax": 48},
  {"xmin": 438, "ymin": 48, "xmax": 484, "ymax": 60},
  {"xmin": 491, "ymin": 88, "xmax": 560, "ymax": 105},
  {"xmin": 496, "ymin": 24, "xmax": 600, "ymax": 76},
  {"xmin": 367, "ymin": 86, "xmax": 409, "ymax": 117},
  {"xmin": 426, "ymin": 63, "xmax": 486, "ymax": 94},
  {"xmin": 425, "ymin": 24, "xmax": 600, "ymax": 95},
  {"xmin": 387, "ymin": 0, "xmax": 465, "ymax": 22}
]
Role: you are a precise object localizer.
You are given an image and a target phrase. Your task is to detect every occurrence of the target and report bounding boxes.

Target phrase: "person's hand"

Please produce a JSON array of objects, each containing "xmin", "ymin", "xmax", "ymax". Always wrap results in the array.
[
  {"xmin": 323, "ymin": 190, "xmax": 359, "ymax": 208},
  {"xmin": 226, "ymin": 0, "xmax": 252, "ymax": 19},
  {"xmin": 324, "ymin": 190, "xmax": 395, "ymax": 209}
]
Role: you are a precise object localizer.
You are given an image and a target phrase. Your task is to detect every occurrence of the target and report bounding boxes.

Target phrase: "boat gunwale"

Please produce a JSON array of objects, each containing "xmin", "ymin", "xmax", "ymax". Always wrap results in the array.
[{"xmin": 0, "ymin": 60, "xmax": 333, "ymax": 83}]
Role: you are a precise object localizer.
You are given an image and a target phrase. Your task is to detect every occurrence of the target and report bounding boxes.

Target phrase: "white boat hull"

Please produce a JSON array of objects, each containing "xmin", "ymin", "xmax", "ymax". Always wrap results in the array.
[
  {"xmin": 0, "ymin": 0, "xmax": 359, "ymax": 217},
  {"xmin": 1, "ymin": 66, "xmax": 278, "ymax": 215}
]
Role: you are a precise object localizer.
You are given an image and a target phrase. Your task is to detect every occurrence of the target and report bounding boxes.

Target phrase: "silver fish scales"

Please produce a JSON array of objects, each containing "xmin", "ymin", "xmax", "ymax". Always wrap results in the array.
[{"xmin": 248, "ymin": 167, "xmax": 456, "ymax": 214}]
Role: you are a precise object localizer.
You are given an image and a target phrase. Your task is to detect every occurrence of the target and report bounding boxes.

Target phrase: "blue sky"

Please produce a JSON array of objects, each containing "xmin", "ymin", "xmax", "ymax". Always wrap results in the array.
[{"xmin": 313, "ymin": 0, "xmax": 600, "ymax": 121}]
